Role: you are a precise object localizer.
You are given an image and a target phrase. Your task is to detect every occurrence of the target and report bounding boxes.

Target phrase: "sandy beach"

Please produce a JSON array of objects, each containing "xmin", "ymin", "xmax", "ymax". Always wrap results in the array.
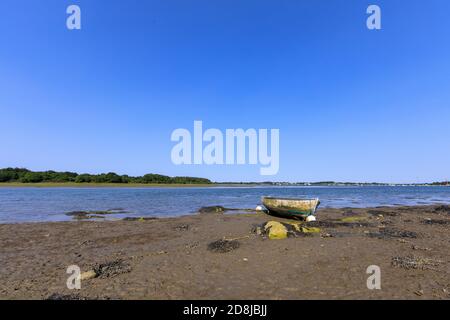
[{"xmin": 0, "ymin": 205, "xmax": 449, "ymax": 300}]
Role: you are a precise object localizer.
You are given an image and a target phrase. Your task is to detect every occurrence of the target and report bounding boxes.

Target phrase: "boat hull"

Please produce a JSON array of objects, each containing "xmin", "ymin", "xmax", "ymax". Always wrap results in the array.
[{"xmin": 262, "ymin": 197, "xmax": 320, "ymax": 220}]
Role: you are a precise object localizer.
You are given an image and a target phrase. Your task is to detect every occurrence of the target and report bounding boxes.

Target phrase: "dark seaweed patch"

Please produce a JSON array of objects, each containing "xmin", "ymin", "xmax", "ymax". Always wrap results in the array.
[
  {"xmin": 368, "ymin": 228, "xmax": 418, "ymax": 239},
  {"xmin": 391, "ymin": 255, "xmax": 440, "ymax": 270},
  {"xmin": 174, "ymin": 224, "xmax": 190, "ymax": 231},
  {"xmin": 46, "ymin": 293, "xmax": 112, "ymax": 300},
  {"xmin": 434, "ymin": 205, "xmax": 450, "ymax": 214},
  {"xmin": 367, "ymin": 210, "xmax": 399, "ymax": 217},
  {"xmin": 46, "ymin": 293, "xmax": 89, "ymax": 300},
  {"xmin": 323, "ymin": 232, "xmax": 358, "ymax": 238},
  {"xmin": 66, "ymin": 209, "xmax": 128, "ymax": 220},
  {"xmin": 422, "ymin": 218, "xmax": 450, "ymax": 225},
  {"xmin": 305, "ymin": 221, "xmax": 336, "ymax": 228},
  {"xmin": 306, "ymin": 221, "xmax": 374, "ymax": 228},
  {"xmin": 93, "ymin": 260, "xmax": 131, "ymax": 278},
  {"xmin": 122, "ymin": 217, "xmax": 158, "ymax": 221},
  {"xmin": 67, "ymin": 213, "xmax": 106, "ymax": 220},
  {"xmin": 207, "ymin": 240, "xmax": 240, "ymax": 253}
]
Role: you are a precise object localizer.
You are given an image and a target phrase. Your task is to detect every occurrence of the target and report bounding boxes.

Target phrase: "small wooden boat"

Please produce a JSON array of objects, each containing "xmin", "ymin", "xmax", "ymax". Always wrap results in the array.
[{"xmin": 262, "ymin": 197, "xmax": 320, "ymax": 220}]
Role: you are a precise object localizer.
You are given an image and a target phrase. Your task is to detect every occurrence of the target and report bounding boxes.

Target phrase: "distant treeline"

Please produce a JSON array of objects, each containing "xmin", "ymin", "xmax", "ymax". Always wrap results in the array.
[
  {"xmin": 431, "ymin": 181, "xmax": 450, "ymax": 186},
  {"xmin": 0, "ymin": 168, "xmax": 212, "ymax": 184}
]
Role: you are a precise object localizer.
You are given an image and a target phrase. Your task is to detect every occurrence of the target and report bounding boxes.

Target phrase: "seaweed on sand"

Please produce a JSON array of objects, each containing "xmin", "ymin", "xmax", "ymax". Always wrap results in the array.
[
  {"xmin": 342, "ymin": 210, "xmax": 358, "ymax": 217},
  {"xmin": 198, "ymin": 206, "xmax": 255, "ymax": 214},
  {"xmin": 46, "ymin": 293, "xmax": 112, "ymax": 300},
  {"xmin": 367, "ymin": 210, "xmax": 399, "ymax": 217},
  {"xmin": 368, "ymin": 228, "xmax": 418, "ymax": 239},
  {"xmin": 93, "ymin": 259, "xmax": 131, "ymax": 278},
  {"xmin": 46, "ymin": 293, "xmax": 89, "ymax": 300},
  {"xmin": 434, "ymin": 205, "xmax": 450, "ymax": 214},
  {"xmin": 66, "ymin": 209, "xmax": 129, "ymax": 220},
  {"xmin": 391, "ymin": 255, "xmax": 441, "ymax": 270},
  {"xmin": 306, "ymin": 220, "xmax": 374, "ymax": 229},
  {"xmin": 173, "ymin": 224, "xmax": 190, "ymax": 231},
  {"xmin": 207, "ymin": 239, "xmax": 240, "ymax": 253},
  {"xmin": 122, "ymin": 217, "xmax": 158, "ymax": 221},
  {"xmin": 422, "ymin": 218, "xmax": 450, "ymax": 226},
  {"xmin": 321, "ymin": 231, "xmax": 358, "ymax": 238}
]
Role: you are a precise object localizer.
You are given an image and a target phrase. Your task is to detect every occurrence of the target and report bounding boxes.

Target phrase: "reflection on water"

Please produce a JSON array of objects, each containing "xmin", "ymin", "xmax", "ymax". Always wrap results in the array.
[{"xmin": 0, "ymin": 186, "xmax": 449, "ymax": 223}]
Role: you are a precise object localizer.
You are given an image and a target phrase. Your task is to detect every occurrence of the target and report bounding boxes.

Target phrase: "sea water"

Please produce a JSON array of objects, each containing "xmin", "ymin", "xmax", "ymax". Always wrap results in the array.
[{"xmin": 0, "ymin": 186, "xmax": 449, "ymax": 223}]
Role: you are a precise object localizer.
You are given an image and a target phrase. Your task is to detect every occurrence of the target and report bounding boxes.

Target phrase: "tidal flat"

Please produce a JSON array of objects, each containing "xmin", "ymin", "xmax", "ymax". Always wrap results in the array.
[{"xmin": 0, "ymin": 205, "xmax": 449, "ymax": 299}]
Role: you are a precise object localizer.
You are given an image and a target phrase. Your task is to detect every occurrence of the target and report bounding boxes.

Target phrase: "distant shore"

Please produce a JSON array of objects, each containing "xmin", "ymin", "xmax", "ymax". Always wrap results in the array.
[
  {"xmin": 2, "ymin": 167, "xmax": 449, "ymax": 188},
  {"xmin": 1, "ymin": 205, "xmax": 448, "ymax": 299},
  {"xmin": 0, "ymin": 182, "xmax": 222, "ymax": 188},
  {"xmin": 1, "ymin": 182, "xmax": 449, "ymax": 188},
  {"xmin": 0, "ymin": 182, "xmax": 269, "ymax": 188}
]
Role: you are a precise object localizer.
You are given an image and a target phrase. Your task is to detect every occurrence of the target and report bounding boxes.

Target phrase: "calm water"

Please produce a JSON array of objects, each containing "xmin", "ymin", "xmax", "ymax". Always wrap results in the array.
[{"xmin": 0, "ymin": 186, "xmax": 449, "ymax": 223}]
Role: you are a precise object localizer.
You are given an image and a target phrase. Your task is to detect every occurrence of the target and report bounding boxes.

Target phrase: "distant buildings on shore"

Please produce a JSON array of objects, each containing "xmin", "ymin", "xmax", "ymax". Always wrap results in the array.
[{"xmin": 217, "ymin": 181, "xmax": 450, "ymax": 187}]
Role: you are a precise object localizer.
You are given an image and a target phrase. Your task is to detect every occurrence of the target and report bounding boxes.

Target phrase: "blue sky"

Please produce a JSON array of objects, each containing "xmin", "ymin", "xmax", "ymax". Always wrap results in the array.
[{"xmin": 0, "ymin": 0, "xmax": 449, "ymax": 183}]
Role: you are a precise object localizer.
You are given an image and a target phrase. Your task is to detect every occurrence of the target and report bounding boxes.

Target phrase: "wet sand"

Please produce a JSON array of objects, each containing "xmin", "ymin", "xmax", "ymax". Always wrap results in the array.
[{"xmin": 0, "ymin": 205, "xmax": 449, "ymax": 300}]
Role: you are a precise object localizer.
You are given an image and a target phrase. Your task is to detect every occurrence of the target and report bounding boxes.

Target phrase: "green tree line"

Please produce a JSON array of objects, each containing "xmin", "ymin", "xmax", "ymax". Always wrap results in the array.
[
  {"xmin": 431, "ymin": 181, "xmax": 450, "ymax": 186},
  {"xmin": 0, "ymin": 168, "xmax": 212, "ymax": 184}
]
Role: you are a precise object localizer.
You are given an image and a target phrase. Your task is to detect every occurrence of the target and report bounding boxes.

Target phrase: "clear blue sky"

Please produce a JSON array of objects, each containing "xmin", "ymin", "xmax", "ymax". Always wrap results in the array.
[{"xmin": 1, "ymin": 0, "xmax": 449, "ymax": 183}]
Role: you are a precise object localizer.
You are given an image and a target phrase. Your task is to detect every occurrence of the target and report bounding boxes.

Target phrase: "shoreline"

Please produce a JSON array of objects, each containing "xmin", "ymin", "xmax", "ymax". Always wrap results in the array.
[
  {"xmin": 0, "ymin": 203, "xmax": 448, "ymax": 225},
  {"xmin": 1, "ymin": 204, "xmax": 449, "ymax": 299},
  {"xmin": 1, "ymin": 182, "xmax": 449, "ymax": 188},
  {"xmin": 1, "ymin": 203, "xmax": 450, "ymax": 225}
]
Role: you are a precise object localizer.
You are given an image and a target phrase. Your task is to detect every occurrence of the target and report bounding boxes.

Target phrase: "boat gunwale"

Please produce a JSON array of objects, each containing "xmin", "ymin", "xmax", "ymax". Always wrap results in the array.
[{"xmin": 262, "ymin": 197, "xmax": 320, "ymax": 202}]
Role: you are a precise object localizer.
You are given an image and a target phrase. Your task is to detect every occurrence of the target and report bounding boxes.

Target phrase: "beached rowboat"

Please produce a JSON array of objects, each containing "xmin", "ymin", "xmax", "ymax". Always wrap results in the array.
[{"xmin": 262, "ymin": 197, "xmax": 320, "ymax": 220}]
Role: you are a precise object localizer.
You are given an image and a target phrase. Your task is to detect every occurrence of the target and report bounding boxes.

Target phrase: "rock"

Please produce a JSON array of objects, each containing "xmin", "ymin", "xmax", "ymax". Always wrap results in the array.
[
  {"xmin": 66, "ymin": 209, "xmax": 128, "ymax": 220},
  {"xmin": 198, "ymin": 206, "xmax": 227, "ymax": 214},
  {"xmin": 414, "ymin": 290, "xmax": 424, "ymax": 296},
  {"xmin": 80, "ymin": 270, "xmax": 97, "ymax": 281},
  {"xmin": 255, "ymin": 221, "xmax": 321, "ymax": 239},
  {"xmin": 264, "ymin": 221, "xmax": 288, "ymax": 240},
  {"xmin": 301, "ymin": 226, "xmax": 321, "ymax": 234}
]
